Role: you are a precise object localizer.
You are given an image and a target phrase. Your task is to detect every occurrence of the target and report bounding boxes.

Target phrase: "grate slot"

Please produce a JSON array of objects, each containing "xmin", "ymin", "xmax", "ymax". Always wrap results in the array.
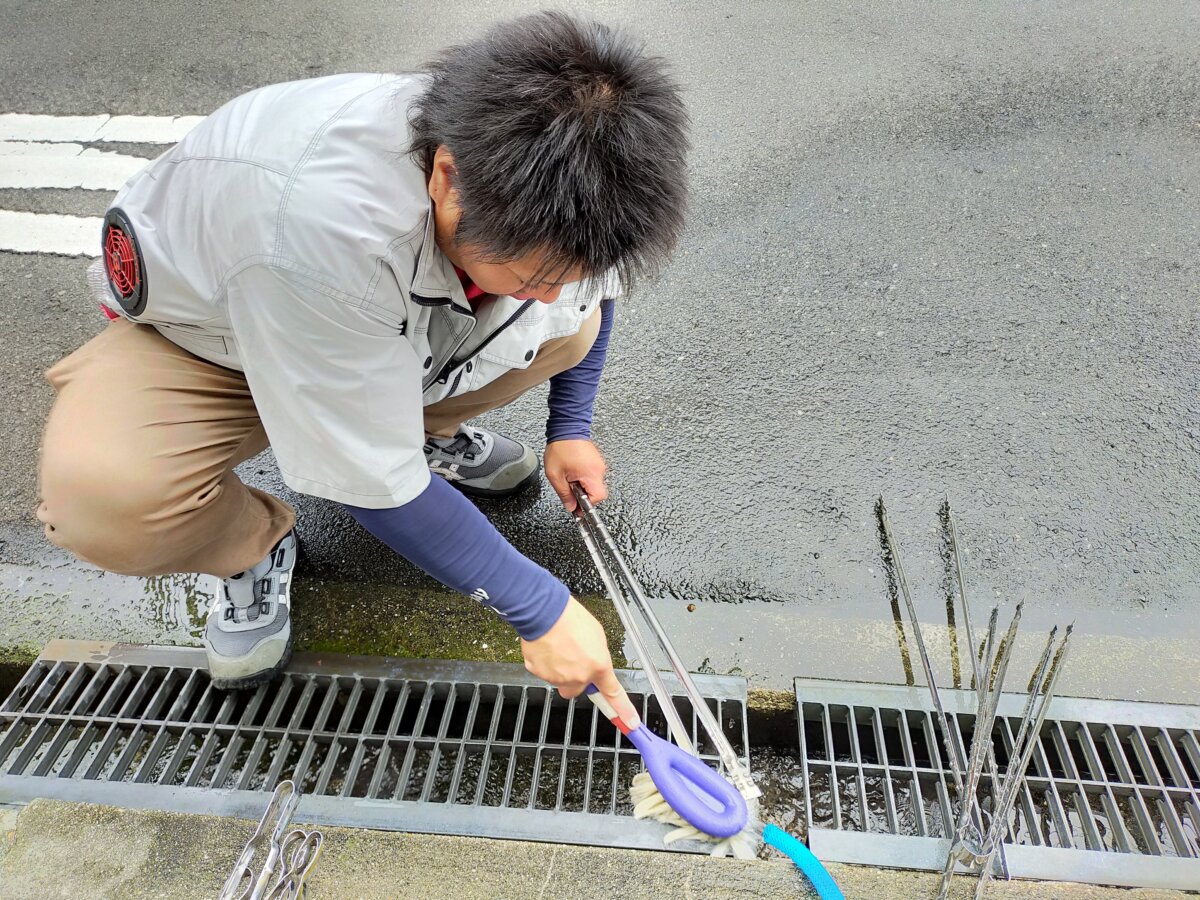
[
  {"xmin": 322, "ymin": 738, "xmax": 354, "ymax": 798},
  {"xmin": 162, "ymin": 670, "xmax": 202, "ymax": 722},
  {"xmin": 1180, "ymin": 799, "xmax": 1200, "ymax": 856},
  {"xmin": 498, "ymin": 688, "xmax": 530, "ymax": 808},
  {"xmin": 85, "ymin": 722, "xmax": 132, "ymax": 781},
  {"xmin": 845, "ymin": 707, "xmax": 871, "ymax": 832},
  {"xmin": 1179, "ymin": 733, "xmax": 1200, "ymax": 787},
  {"xmin": 1107, "ymin": 727, "xmax": 1167, "ymax": 855},
  {"xmin": 185, "ymin": 728, "xmax": 225, "ymax": 787},
  {"xmin": 822, "ymin": 706, "xmax": 843, "ymax": 830},
  {"xmin": 1028, "ymin": 720, "xmax": 1076, "ymax": 850},
  {"xmin": 113, "ymin": 726, "xmax": 155, "ymax": 782},
  {"xmin": 397, "ymin": 682, "xmax": 431, "ymax": 738},
  {"xmin": 7, "ymin": 720, "xmax": 55, "ymax": 775},
  {"xmin": 870, "ymin": 708, "xmax": 898, "ymax": 833},
  {"xmin": 1156, "ymin": 794, "xmax": 1193, "ymax": 858},
  {"xmin": 1153, "ymin": 729, "xmax": 1192, "ymax": 791},
  {"xmin": 1079, "ymin": 722, "xmax": 1139, "ymax": 853},
  {"xmin": 0, "ymin": 720, "xmax": 31, "ymax": 772},
  {"xmin": 211, "ymin": 689, "xmax": 271, "ymax": 789},
  {"xmin": 416, "ymin": 687, "xmax": 457, "ymax": 802},
  {"xmin": 578, "ymin": 702, "xmax": 601, "ymax": 814},
  {"xmin": 65, "ymin": 665, "xmax": 109, "ymax": 718},
  {"xmin": 116, "ymin": 669, "xmax": 156, "ymax": 720},
  {"xmin": 359, "ymin": 681, "xmax": 390, "ymax": 736},
  {"xmin": 55, "ymin": 721, "xmax": 100, "ymax": 780},
  {"xmin": 1055, "ymin": 723, "xmax": 1107, "ymax": 851},
  {"xmin": 311, "ymin": 681, "xmax": 361, "ymax": 796},
  {"xmin": 131, "ymin": 727, "xmax": 173, "ymax": 784},
  {"xmin": 26, "ymin": 661, "xmax": 72, "ymax": 716},
  {"xmin": 140, "ymin": 668, "xmax": 182, "ymax": 720},
  {"xmin": 162, "ymin": 728, "xmax": 202, "ymax": 786},
  {"xmin": 0, "ymin": 663, "xmax": 47, "ymax": 714},
  {"xmin": 443, "ymin": 685, "xmax": 482, "ymax": 805},
  {"xmin": 365, "ymin": 684, "xmax": 410, "ymax": 798},
  {"xmin": 282, "ymin": 677, "xmax": 320, "ymax": 733},
  {"xmin": 292, "ymin": 734, "xmax": 326, "ymax": 795},
  {"xmin": 44, "ymin": 663, "xmax": 90, "ymax": 715},
  {"xmin": 334, "ymin": 680, "xmax": 365, "ymax": 733}
]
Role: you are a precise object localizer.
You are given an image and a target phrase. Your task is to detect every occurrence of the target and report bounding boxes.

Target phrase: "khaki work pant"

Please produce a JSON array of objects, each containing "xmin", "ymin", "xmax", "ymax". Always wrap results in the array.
[{"xmin": 37, "ymin": 310, "xmax": 600, "ymax": 579}]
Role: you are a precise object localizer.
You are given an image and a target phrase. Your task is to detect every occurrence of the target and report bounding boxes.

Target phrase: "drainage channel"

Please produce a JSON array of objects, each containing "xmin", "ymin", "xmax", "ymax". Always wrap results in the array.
[
  {"xmin": 0, "ymin": 640, "xmax": 749, "ymax": 852},
  {"xmin": 795, "ymin": 677, "xmax": 1200, "ymax": 891}
]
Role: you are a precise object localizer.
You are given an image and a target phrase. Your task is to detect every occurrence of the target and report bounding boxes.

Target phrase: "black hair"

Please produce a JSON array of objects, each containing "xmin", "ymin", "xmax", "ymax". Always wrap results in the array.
[{"xmin": 408, "ymin": 11, "xmax": 690, "ymax": 292}]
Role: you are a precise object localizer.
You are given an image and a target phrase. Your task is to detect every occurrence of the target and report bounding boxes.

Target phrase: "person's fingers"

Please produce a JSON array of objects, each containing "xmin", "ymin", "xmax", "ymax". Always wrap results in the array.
[
  {"xmin": 556, "ymin": 478, "xmax": 578, "ymax": 512},
  {"xmin": 580, "ymin": 471, "xmax": 608, "ymax": 505},
  {"xmin": 546, "ymin": 466, "xmax": 576, "ymax": 511},
  {"xmin": 593, "ymin": 665, "xmax": 637, "ymax": 725},
  {"xmin": 557, "ymin": 681, "xmax": 586, "ymax": 700}
]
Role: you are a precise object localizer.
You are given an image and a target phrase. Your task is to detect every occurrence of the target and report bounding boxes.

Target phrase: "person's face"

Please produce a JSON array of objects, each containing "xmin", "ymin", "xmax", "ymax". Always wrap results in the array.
[
  {"xmin": 428, "ymin": 147, "xmax": 584, "ymax": 304},
  {"xmin": 452, "ymin": 250, "xmax": 584, "ymax": 304}
]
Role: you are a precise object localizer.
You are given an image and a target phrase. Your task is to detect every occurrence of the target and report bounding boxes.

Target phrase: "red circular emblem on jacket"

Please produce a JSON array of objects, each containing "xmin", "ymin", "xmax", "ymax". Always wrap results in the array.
[
  {"xmin": 104, "ymin": 224, "xmax": 139, "ymax": 297},
  {"xmin": 101, "ymin": 208, "xmax": 148, "ymax": 316}
]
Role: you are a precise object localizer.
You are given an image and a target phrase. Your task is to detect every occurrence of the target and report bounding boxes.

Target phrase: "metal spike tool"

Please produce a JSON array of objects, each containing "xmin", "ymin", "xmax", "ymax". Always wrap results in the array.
[{"xmin": 878, "ymin": 499, "xmax": 1073, "ymax": 900}]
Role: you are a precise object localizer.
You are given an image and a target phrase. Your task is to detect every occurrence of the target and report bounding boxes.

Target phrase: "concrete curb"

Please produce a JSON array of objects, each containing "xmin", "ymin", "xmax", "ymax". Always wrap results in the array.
[{"xmin": 0, "ymin": 799, "xmax": 1194, "ymax": 899}]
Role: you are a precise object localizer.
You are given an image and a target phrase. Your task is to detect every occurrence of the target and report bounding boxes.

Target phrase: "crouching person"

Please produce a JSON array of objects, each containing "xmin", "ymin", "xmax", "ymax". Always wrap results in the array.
[{"xmin": 36, "ymin": 13, "xmax": 688, "ymax": 724}]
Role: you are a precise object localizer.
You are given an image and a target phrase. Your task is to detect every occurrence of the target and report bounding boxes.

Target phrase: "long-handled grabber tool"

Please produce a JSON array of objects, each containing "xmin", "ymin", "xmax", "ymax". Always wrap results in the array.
[{"xmin": 571, "ymin": 484, "xmax": 759, "ymax": 856}]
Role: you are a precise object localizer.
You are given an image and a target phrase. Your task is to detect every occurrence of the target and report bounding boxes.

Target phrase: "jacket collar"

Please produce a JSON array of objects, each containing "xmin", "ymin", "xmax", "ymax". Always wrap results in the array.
[{"xmin": 410, "ymin": 201, "xmax": 471, "ymax": 312}]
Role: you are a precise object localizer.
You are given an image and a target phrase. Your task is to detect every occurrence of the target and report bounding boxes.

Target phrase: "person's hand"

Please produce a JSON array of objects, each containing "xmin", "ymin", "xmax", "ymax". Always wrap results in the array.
[
  {"xmin": 543, "ymin": 439, "xmax": 607, "ymax": 512},
  {"xmin": 521, "ymin": 596, "xmax": 638, "ymax": 724}
]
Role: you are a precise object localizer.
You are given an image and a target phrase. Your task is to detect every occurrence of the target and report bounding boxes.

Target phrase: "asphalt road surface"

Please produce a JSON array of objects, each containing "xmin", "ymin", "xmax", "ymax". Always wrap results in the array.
[{"xmin": 2, "ymin": 2, "xmax": 1197, "ymax": 691}]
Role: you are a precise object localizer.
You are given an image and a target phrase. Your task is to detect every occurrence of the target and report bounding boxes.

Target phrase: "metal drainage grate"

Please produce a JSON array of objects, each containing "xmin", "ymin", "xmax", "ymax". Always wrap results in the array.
[
  {"xmin": 795, "ymin": 677, "xmax": 1200, "ymax": 891},
  {"xmin": 0, "ymin": 640, "xmax": 748, "ymax": 851}
]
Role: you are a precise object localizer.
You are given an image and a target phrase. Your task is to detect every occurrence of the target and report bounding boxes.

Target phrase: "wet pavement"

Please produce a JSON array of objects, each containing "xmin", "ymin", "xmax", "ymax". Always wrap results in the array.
[{"xmin": 2, "ymin": 3, "xmax": 1198, "ymax": 699}]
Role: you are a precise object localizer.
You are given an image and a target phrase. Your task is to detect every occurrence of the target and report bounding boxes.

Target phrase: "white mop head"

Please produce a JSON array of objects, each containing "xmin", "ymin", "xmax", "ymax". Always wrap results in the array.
[{"xmin": 630, "ymin": 770, "xmax": 761, "ymax": 860}]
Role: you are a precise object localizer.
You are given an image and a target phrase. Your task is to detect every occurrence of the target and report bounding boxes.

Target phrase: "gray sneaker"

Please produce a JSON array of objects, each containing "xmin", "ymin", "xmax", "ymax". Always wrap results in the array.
[
  {"xmin": 424, "ymin": 426, "xmax": 538, "ymax": 497},
  {"xmin": 204, "ymin": 530, "xmax": 297, "ymax": 690}
]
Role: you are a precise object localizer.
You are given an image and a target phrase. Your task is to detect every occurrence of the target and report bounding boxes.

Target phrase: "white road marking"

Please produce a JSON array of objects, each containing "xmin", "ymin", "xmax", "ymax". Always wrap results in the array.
[
  {"xmin": 0, "ymin": 114, "xmax": 109, "ymax": 142},
  {"xmin": 95, "ymin": 115, "xmax": 206, "ymax": 143},
  {"xmin": 0, "ymin": 112, "xmax": 204, "ymax": 254},
  {"xmin": 0, "ymin": 113, "xmax": 204, "ymax": 144},
  {"xmin": 0, "ymin": 141, "xmax": 88, "ymax": 157},
  {"xmin": 0, "ymin": 210, "xmax": 101, "ymax": 256},
  {"xmin": 0, "ymin": 147, "xmax": 147, "ymax": 190}
]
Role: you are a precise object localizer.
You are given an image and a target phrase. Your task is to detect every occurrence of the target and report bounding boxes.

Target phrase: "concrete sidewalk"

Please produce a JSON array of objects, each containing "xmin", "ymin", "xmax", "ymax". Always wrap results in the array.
[{"xmin": 0, "ymin": 800, "xmax": 1192, "ymax": 899}]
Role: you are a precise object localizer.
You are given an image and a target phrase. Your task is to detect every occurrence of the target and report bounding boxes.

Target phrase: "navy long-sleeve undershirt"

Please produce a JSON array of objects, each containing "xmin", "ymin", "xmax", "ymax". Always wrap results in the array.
[
  {"xmin": 546, "ymin": 298, "xmax": 614, "ymax": 443},
  {"xmin": 344, "ymin": 299, "xmax": 613, "ymax": 640},
  {"xmin": 345, "ymin": 476, "xmax": 569, "ymax": 640}
]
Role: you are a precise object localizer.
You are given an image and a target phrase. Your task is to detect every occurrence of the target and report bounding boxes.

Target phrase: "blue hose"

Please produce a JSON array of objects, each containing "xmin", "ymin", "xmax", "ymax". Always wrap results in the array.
[{"xmin": 763, "ymin": 824, "xmax": 845, "ymax": 900}]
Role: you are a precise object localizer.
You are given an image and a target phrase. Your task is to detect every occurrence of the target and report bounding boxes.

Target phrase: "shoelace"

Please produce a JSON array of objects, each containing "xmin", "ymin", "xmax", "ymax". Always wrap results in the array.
[
  {"xmin": 222, "ymin": 570, "xmax": 272, "ymax": 623},
  {"xmin": 432, "ymin": 429, "xmax": 488, "ymax": 459}
]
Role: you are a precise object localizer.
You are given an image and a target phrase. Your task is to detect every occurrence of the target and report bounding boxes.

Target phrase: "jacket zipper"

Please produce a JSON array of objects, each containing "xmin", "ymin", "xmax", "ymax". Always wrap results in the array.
[
  {"xmin": 434, "ymin": 299, "xmax": 536, "ymax": 385},
  {"xmin": 412, "ymin": 294, "xmax": 475, "ymax": 391}
]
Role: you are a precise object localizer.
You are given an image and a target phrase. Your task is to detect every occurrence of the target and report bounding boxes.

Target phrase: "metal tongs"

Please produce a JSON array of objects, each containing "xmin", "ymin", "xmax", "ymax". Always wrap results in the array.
[
  {"xmin": 220, "ymin": 780, "xmax": 324, "ymax": 900},
  {"xmin": 570, "ymin": 484, "xmax": 761, "ymax": 803}
]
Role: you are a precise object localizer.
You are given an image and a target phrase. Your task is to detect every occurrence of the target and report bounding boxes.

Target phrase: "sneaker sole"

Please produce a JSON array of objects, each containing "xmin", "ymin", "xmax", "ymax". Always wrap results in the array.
[
  {"xmin": 208, "ymin": 628, "xmax": 293, "ymax": 691},
  {"xmin": 447, "ymin": 464, "xmax": 540, "ymax": 499}
]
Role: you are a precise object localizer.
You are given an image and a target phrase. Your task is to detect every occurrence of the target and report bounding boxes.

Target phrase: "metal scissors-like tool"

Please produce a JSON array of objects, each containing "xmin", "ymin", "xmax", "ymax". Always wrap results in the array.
[
  {"xmin": 263, "ymin": 827, "xmax": 324, "ymax": 900},
  {"xmin": 220, "ymin": 780, "xmax": 324, "ymax": 900}
]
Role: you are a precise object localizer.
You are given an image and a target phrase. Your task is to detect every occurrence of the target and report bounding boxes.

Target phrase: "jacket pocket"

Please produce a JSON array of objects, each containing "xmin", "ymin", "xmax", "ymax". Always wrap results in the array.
[{"xmin": 153, "ymin": 322, "xmax": 229, "ymax": 358}]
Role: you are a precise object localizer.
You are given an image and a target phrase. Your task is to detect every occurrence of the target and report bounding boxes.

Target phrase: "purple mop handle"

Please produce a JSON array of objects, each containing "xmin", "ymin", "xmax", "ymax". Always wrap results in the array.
[{"xmin": 587, "ymin": 686, "xmax": 748, "ymax": 839}]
